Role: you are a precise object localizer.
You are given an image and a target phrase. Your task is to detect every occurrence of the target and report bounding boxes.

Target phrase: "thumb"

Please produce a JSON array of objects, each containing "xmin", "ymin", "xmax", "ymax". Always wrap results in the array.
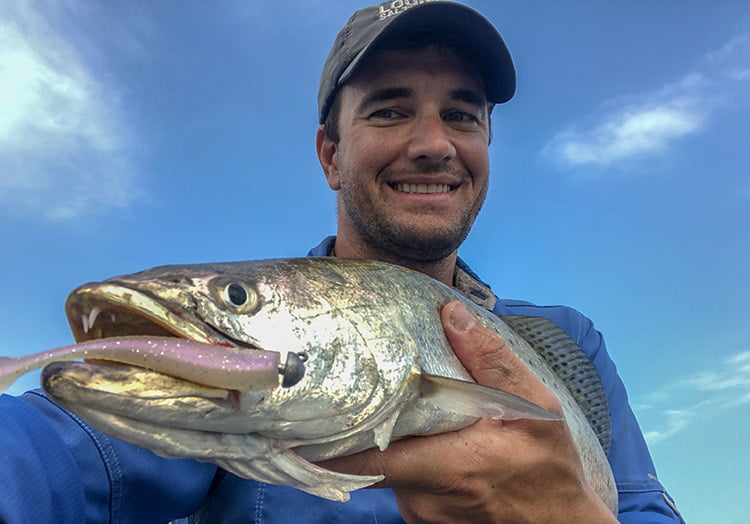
[{"xmin": 441, "ymin": 301, "xmax": 558, "ymax": 410}]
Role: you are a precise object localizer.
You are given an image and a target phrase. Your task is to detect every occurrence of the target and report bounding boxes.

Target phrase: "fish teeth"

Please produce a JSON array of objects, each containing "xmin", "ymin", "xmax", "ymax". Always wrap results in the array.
[
  {"xmin": 88, "ymin": 306, "xmax": 101, "ymax": 333},
  {"xmin": 394, "ymin": 183, "xmax": 451, "ymax": 194},
  {"xmin": 81, "ymin": 306, "xmax": 103, "ymax": 334}
]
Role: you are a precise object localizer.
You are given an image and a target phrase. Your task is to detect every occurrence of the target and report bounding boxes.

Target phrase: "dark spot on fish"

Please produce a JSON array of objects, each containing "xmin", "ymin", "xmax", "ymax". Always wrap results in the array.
[{"xmin": 160, "ymin": 275, "xmax": 195, "ymax": 286}]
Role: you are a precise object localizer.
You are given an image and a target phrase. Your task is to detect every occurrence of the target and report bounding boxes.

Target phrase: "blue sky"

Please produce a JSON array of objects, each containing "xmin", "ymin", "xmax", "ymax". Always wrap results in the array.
[{"xmin": 1, "ymin": 2, "xmax": 748, "ymax": 522}]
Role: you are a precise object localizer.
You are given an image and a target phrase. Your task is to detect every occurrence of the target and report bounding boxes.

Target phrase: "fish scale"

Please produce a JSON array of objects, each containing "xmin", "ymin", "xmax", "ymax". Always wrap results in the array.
[{"xmin": 501, "ymin": 314, "xmax": 612, "ymax": 455}]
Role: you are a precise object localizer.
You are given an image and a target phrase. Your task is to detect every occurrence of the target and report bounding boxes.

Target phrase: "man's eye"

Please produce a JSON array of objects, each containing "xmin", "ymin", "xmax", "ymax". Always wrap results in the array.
[
  {"xmin": 370, "ymin": 108, "xmax": 400, "ymax": 120},
  {"xmin": 444, "ymin": 111, "xmax": 478, "ymax": 123}
]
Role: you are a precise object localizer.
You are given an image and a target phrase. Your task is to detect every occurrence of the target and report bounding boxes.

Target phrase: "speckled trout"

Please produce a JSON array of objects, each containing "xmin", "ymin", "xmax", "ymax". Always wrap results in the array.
[{"xmin": 0, "ymin": 258, "xmax": 616, "ymax": 511}]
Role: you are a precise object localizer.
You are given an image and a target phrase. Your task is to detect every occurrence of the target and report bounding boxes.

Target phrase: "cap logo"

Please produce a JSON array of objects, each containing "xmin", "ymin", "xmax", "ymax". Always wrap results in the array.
[{"xmin": 378, "ymin": 0, "xmax": 440, "ymax": 21}]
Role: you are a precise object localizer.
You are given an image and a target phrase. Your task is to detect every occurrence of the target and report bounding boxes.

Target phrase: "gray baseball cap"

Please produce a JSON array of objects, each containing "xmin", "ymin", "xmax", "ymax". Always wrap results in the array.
[{"xmin": 318, "ymin": 1, "xmax": 516, "ymax": 124}]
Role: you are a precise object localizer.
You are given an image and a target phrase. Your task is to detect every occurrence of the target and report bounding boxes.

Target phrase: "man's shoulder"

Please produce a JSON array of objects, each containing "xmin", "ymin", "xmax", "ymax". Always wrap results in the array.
[
  {"xmin": 493, "ymin": 298, "xmax": 598, "ymax": 349},
  {"xmin": 495, "ymin": 297, "xmax": 589, "ymax": 320}
]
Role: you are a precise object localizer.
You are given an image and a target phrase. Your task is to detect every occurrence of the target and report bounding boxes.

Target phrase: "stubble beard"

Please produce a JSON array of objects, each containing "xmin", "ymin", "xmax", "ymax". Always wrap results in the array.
[{"xmin": 338, "ymin": 173, "xmax": 487, "ymax": 266}]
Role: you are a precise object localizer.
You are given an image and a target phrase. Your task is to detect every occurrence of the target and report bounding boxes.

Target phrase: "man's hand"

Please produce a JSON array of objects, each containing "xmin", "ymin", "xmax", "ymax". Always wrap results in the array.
[{"xmin": 319, "ymin": 301, "xmax": 617, "ymax": 523}]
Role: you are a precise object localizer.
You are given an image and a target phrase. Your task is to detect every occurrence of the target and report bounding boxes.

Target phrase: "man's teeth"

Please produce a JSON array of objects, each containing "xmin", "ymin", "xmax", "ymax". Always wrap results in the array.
[{"xmin": 393, "ymin": 183, "xmax": 451, "ymax": 194}]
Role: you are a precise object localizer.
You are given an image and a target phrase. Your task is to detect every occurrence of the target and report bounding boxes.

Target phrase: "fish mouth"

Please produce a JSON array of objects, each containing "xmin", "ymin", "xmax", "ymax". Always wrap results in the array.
[
  {"xmin": 46, "ymin": 282, "xmax": 294, "ymax": 432},
  {"xmin": 61, "ymin": 282, "xmax": 305, "ymax": 390},
  {"xmin": 66, "ymin": 283, "xmax": 225, "ymax": 345}
]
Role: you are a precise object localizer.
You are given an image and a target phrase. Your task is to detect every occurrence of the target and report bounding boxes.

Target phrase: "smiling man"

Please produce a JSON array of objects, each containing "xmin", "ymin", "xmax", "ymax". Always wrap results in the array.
[
  {"xmin": 318, "ymin": 44, "xmax": 491, "ymax": 282},
  {"xmin": 0, "ymin": 2, "xmax": 685, "ymax": 523}
]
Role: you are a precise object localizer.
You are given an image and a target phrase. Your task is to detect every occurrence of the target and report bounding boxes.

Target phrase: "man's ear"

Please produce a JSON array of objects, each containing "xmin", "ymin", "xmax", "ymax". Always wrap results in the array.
[{"xmin": 316, "ymin": 125, "xmax": 341, "ymax": 190}]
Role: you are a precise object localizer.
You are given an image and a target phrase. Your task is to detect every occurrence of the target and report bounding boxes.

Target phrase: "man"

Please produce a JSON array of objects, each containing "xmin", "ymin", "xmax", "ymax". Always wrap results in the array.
[
  {"xmin": 0, "ymin": 2, "xmax": 683, "ymax": 523},
  {"xmin": 309, "ymin": 3, "xmax": 683, "ymax": 522}
]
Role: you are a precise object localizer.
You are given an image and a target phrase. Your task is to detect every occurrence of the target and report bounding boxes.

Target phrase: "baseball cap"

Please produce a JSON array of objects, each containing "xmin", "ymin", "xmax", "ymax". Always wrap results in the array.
[{"xmin": 318, "ymin": 1, "xmax": 516, "ymax": 124}]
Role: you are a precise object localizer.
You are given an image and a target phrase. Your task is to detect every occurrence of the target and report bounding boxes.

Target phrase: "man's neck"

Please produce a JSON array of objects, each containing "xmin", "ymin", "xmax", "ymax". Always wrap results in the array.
[{"xmin": 331, "ymin": 237, "xmax": 457, "ymax": 286}]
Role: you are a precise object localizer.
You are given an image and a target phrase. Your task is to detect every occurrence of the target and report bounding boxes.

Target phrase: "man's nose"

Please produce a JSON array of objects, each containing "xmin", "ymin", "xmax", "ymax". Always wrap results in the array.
[{"xmin": 406, "ymin": 114, "xmax": 456, "ymax": 162}]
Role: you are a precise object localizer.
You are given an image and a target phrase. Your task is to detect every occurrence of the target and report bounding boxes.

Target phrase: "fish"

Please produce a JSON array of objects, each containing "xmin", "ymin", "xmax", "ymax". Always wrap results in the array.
[{"xmin": 0, "ymin": 257, "xmax": 617, "ymax": 511}]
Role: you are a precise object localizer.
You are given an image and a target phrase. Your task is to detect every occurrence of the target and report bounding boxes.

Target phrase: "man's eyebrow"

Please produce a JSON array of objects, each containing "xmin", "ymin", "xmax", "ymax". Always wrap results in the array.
[
  {"xmin": 450, "ymin": 89, "xmax": 486, "ymax": 110},
  {"xmin": 359, "ymin": 87, "xmax": 414, "ymax": 109}
]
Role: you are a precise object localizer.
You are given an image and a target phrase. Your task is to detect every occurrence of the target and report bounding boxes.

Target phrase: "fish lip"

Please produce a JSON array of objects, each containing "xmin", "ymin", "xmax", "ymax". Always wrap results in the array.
[
  {"xmin": 65, "ymin": 283, "xmax": 226, "ymax": 346},
  {"xmin": 61, "ymin": 283, "xmax": 289, "ymax": 391}
]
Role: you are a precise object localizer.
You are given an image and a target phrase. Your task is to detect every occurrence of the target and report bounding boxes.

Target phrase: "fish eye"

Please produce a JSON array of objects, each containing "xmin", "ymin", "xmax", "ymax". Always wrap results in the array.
[
  {"xmin": 213, "ymin": 280, "xmax": 258, "ymax": 314},
  {"xmin": 226, "ymin": 283, "xmax": 247, "ymax": 306}
]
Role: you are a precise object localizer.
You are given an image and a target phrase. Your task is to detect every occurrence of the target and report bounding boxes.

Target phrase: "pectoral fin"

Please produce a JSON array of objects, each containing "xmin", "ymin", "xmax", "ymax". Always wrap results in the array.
[{"xmin": 419, "ymin": 373, "xmax": 562, "ymax": 421}]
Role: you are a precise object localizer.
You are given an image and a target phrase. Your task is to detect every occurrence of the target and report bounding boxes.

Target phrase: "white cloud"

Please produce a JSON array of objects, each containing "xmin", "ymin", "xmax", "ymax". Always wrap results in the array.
[
  {"xmin": 727, "ymin": 350, "xmax": 750, "ymax": 365},
  {"xmin": 0, "ymin": 2, "xmax": 140, "ymax": 220},
  {"xmin": 549, "ymin": 103, "xmax": 703, "ymax": 167},
  {"xmin": 642, "ymin": 407, "xmax": 697, "ymax": 446},
  {"xmin": 544, "ymin": 34, "xmax": 750, "ymax": 169},
  {"xmin": 705, "ymin": 34, "xmax": 750, "ymax": 78},
  {"xmin": 638, "ymin": 349, "xmax": 750, "ymax": 446}
]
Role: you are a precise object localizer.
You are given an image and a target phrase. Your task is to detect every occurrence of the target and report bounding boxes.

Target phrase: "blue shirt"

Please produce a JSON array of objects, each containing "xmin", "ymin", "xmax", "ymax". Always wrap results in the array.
[{"xmin": 0, "ymin": 237, "xmax": 683, "ymax": 523}]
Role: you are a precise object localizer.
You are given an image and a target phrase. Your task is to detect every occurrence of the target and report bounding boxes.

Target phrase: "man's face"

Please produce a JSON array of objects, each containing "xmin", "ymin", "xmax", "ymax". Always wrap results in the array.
[{"xmin": 320, "ymin": 45, "xmax": 491, "ymax": 264}]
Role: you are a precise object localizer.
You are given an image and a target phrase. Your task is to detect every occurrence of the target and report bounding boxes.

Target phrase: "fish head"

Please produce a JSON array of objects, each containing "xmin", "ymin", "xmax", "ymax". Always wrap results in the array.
[
  {"xmin": 66, "ymin": 258, "xmax": 396, "ymax": 367},
  {"xmin": 67, "ymin": 260, "xmax": 321, "ymax": 363},
  {"xmin": 55, "ymin": 258, "xmax": 421, "ymax": 436}
]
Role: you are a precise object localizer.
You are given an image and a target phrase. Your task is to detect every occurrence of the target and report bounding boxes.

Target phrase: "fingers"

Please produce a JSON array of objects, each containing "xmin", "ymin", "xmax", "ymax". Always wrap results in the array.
[
  {"xmin": 320, "ymin": 417, "xmax": 500, "ymax": 492},
  {"xmin": 441, "ymin": 301, "xmax": 561, "ymax": 413}
]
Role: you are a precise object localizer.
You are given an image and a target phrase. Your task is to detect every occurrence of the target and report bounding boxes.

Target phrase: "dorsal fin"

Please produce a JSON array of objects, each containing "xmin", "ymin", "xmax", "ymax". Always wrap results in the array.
[{"xmin": 500, "ymin": 315, "xmax": 612, "ymax": 455}]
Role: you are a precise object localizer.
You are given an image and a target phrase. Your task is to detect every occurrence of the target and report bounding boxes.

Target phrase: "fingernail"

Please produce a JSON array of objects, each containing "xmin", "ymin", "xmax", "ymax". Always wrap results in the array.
[{"xmin": 448, "ymin": 302, "xmax": 476, "ymax": 332}]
